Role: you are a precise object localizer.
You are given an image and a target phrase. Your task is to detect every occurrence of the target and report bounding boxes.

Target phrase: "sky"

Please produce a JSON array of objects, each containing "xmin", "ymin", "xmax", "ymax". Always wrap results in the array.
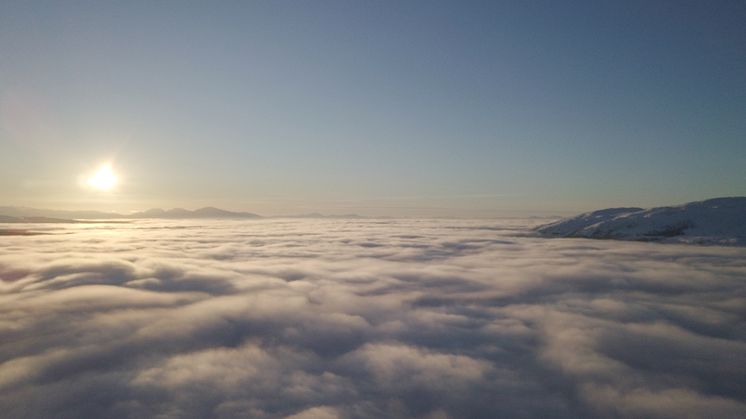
[{"xmin": 0, "ymin": 0, "xmax": 744, "ymax": 216}]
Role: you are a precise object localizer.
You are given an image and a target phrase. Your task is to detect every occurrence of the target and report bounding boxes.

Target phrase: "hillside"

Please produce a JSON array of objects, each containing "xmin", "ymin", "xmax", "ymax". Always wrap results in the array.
[{"xmin": 536, "ymin": 197, "xmax": 746, "ymax": 246}]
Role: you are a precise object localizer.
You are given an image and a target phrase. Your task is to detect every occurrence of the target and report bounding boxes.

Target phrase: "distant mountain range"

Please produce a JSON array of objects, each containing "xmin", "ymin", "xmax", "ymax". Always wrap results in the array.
[
  {"xmin": 0, "ymin": 206, "xmax": 260, "ymax": 220},
  {"xmin": 0, "ymin": 206, "xmax": 369, "ymax": 221},
  {"xmin": 129, "ymin": 207, "xmax": 261, "ymax": 219},
  {"xmin": 0, "ymin": 207, "xmax": 125, "ymax": 220},
  {"xmin": 0, "ymin": 214, "xmax": 82, "ymax": 224}
]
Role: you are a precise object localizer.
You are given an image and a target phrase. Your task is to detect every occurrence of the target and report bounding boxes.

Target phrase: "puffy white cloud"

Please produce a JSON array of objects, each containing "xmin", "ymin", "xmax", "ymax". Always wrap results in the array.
[{"xmin": 0, "ymin": 218, "xmax": 745, "ymax": 418}]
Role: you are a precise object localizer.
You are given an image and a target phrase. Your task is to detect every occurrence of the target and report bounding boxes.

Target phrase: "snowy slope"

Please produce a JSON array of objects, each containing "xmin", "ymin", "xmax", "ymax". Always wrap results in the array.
[{"xmin": 536, "ymin": 197, "xmax": 746, "ymax": 246}]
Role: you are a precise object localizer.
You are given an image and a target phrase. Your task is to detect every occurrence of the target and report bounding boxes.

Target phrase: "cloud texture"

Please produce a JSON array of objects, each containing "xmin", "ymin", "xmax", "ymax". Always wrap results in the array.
[{"xmin": 1, "ymin": 219, "xmax": 745, "ymax": 418}]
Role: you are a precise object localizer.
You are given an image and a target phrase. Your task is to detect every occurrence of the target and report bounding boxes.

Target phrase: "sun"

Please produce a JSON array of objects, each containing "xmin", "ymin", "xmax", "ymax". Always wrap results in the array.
[{"xmin": 87, "ymin": 163, "xmax": 118, "ymax": 191}]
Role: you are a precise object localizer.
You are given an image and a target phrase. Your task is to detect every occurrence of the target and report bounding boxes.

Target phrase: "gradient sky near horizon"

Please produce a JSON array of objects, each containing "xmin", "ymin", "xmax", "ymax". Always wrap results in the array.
[{"xmin": 1, "ymin": 1, "xmax": 744, "ymax": 216}]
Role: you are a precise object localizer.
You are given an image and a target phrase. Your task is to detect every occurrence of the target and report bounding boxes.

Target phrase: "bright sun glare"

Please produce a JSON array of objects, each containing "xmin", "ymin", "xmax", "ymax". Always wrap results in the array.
[{"xmin": 87, "ymin": 164, "xmax": 118, "ymax": 191}]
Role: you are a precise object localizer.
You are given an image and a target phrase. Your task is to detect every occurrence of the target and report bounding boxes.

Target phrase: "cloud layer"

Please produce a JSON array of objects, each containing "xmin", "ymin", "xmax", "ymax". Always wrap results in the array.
[{"xmin": 1, "ymin": 219, "xmax": 745, "ymax": 418}]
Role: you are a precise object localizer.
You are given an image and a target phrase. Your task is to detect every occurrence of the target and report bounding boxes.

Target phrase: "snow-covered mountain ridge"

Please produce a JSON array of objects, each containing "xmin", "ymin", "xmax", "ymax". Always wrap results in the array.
[{"xmin": 536, "ymin": 197, "xmax": 746, "ymax": 246}]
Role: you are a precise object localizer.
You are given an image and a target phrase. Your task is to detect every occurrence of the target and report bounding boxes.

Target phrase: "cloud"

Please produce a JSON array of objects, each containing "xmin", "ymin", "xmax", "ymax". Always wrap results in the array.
[{"xmin": 1, "ymin": 219, "xmax": 745, "ymax": 418}]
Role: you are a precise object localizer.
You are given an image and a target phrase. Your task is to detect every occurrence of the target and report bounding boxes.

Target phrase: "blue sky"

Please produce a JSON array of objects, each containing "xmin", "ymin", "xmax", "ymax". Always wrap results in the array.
[{"xmin": 1, "ymin": 1, "xmax": 744, "ymax": 216}]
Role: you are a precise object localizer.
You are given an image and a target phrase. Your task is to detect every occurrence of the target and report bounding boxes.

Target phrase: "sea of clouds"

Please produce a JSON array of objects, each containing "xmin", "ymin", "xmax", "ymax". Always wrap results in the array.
[{"xmin": 1, "ymin": 218, "xmax": 745, "ymax": 418}]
